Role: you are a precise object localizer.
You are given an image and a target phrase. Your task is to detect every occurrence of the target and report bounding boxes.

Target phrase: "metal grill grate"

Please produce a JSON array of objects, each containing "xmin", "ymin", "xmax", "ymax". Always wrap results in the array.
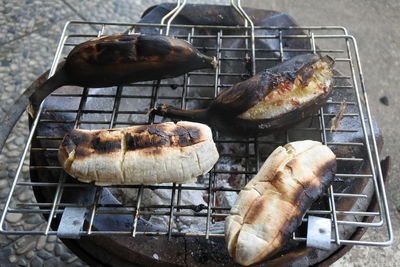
[{"xmin": 0, "ymin": 3, "xmax": 393, "ymax": 248}]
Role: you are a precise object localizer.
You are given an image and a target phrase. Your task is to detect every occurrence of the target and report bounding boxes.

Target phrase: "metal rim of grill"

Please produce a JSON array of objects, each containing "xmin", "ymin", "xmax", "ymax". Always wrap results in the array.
[{"xmin": 0, "ymin": 1, "xmax": 393, "ymax": 250}]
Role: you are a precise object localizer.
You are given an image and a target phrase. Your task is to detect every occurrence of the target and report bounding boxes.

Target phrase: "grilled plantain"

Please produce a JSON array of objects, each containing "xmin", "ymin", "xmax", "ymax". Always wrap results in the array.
[
  {"xmin": 0, "ymin": 34, "xmax": 216, "ymax": 152},
  {"xmin": 30, "ymin": 34, "xmax": 217, "ymax": 109},
  {"xmin": 152, "ymin": 54, "xmax": 334, "ymax": 137},
  {"xmin": 225, "ymin": 140, "xmax": 336, "ymax": 266},
  {"xmin": 58, "ymin": 121, "xmax": 219, "ymax": 185},
  {"xmin": 63, "ymin": 34, "xmax": 217, "ymax": 88}
]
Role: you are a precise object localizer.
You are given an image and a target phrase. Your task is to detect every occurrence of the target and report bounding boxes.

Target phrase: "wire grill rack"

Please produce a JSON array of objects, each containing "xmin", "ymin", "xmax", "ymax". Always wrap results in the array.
[{"xmin": 0, "ymin": 2, "xmax": 393, "ymax": 248}]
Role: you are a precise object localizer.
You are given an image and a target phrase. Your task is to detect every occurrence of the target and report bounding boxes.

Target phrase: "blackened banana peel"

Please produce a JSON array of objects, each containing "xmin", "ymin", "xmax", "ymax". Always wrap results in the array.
[
  {"xmin": 31, "ymin": 34, "xmax": 217, "ymax": 109},
  {"xmin": 152, "ymin": 54, "xmax": 334, "ymax": 137},
  {"xmin": 63, "ymin": 34, "xmax": 217, "ymax": 88},
  {"xmin": 0, "ymin": 34, "xmax": 216, "ymax": 152}
]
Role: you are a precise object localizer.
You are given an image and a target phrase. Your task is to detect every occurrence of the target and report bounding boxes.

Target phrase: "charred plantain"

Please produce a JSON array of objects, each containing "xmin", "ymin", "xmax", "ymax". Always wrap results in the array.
[
  {"xmin": 0, "ymin": 34, "xmax": 216, "ymax": 151},
  {"xmin": 58, "ymin": 121, "xmax": 219, "ymax": 185},
  {"xmin": 30, "ymin": 34, "xmax": 216, "ymax": 108},
  {"xmin": 63, "ymin": 34, "xmax": 217, "ymax": 88},
  {"xmin": 225, "ymin": 140, "xmax": 336, "ymax": 266},
  {"xmin": 152, "ymin": 54, "xmax": 334, "ymax": 137}
]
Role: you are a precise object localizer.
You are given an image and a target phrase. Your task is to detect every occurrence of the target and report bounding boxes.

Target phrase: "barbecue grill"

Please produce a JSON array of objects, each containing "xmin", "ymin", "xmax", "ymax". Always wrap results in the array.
[{"xmin": 0, "ymin": 1, "xmax": 393, "ymax": 266}]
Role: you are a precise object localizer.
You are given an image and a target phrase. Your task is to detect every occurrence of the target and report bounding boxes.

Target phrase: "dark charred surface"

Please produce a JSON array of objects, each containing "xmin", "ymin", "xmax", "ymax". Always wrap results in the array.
[
  {"xmin": 59, "ymin": 124, "xmax": 203, "ymax": 161},
  {"xmin": 68, "ymin": 34, "xmax": 169, "ymax": 66},
  {"xmin": 255, "ymin": 158, "xmax": 336, "ymax": 264},
  {"xmin": 126, "ymin": 133, "xmax": 167, "ymax": 150},
  {"xmin": 211, "ymin": 54, "xmax": 322, "ymax": 117},
  {"xmin": 152, "ymin": 54, "xmax": 333, "ymax": 138},
  {"xmin": 212, "ymin": 89, "xmax": 327, "ymax": 137},
  {"xmin": 60, "ymin": 133, "xmax": 76, "ymax": 153},
  {"xmin": 64, "ymin": 34, "xmax": 215, "ymax": 88},
  {"xmin": 237, "ymin": 157, "xmax": 337, "ymax": 264},
  {"xmin": 127, "ymin": 124, "xmax": 202, "ymax": 149},
  {"xmin": 268, "ymin": 54, "xmax": 321, "ymax": 79},
  {"xmin": 92, "ymin": 137, "xmax": 122, "ymax": 154},
  {"xmin": 284, "ymin": 158, "xmax": 337, "ymax": 236},
  {"xmin": 135, "ymin": 35, "xmax": 172, "ymax": 58},
  {"xmin": 68, "ymin": 131, "xmax": 91, "ymax": 147},
  {"xmin": 212, "ymin": 74, "xmax": 269, "ymax": 115},
  {"xmin": 12, "ymin": 34, "xmax": 217, "ymax": 125}
]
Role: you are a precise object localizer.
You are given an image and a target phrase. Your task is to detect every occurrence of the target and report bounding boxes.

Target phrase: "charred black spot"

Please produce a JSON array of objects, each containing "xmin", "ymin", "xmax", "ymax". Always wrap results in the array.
[
  {"xmin": 125, "ymin": 133, "xmax": 169, "ymax": 151},
  {"xmin": 61, "ymin": 133, "xmax": 73, "ymax": 147},
  {"xmin": 283, "ymin": 70, "xmax": 297, "ymax": 81},
  {"xmin": 137, "ymin": 136, "xmax": 152, "ymax": 147},
  {"xmin": 282, "ymin": 205, "xmax": 304, "ymax": 240},
  {"xmin": 69, "ymin": 131, "xmax": 91, "ymax": 147},
  {"xmin": 192, "ymin": 204, "xmax": 207, "ymax": 212},
  {"xmin": 136, "ymin": 36, "xmax": 171, "ymax": 58},
  {"xmin": 146, "ymin": 125, "xmax": 158, "ymax": 135},
  {"xmin": 317, "ymin": 158, "xmax": 337, "ymax": 187},
  {"xmin": 172, "ymin": 126, "xmax": 201, "ymax": 145},
  {"xmin": 60, "ymin": 135, "xmax": 76, "ymax": 157},
  {"xmin": 170, "ymin": 83, "xmax": 179, "ymax": 90},
  {"xmin": 313, "ymin": 158, "xmax": 337, "ymax": 182},
  {"xmin": 178, "ymin": 134, "xmax": 190, "ymax": 146},
  {"xmin": 186, "ymin": 128, "xmax": 200, "ymax": 140},
  {"xmin": 147, "ymin": 124, "xmax": 168, "ymax": 137},
  {"xmin": 262, "ymin": 55, "xmax": 320, "ymax": 89},
  {"xmin": 125, "ymin": 125, "xmax": 201, "ymax": 150},
  {"xmin": 296, "ymin": 159, "xmax": 336, "ymax": 211},
  {"xmin": 126, "ymin": 134, "xmax": 145, "ymax": 150},
  {"xmin": 152, "ymin": 135, "xmax": 169, "ymax": 147},
  {"xmin": 92, "ymin": 137, "xmax": 121, "ymax": 153},
  {"xmin": 299, "ymin": 66, "xmax": 315, "ymax": 86},
  {"xmin": 89, "ymin": 41, "xmax": 135, "ymax": 65},
  {"xmin": 74, "ymin": 148, "xmax": 91, "ymax": 159},
  {"xmin": 172, "ymin": 126, "xmax": 189, "ymax": 136},
  {"xmin": 240, "ymin": 73, "xmax": 251, "ymax": 80}
]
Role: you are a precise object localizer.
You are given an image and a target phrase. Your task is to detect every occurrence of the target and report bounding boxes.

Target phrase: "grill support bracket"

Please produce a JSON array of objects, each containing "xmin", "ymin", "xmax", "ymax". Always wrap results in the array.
[{"xmin": 57, "ymin": 207, "xmax": 87, "ymax": 239}]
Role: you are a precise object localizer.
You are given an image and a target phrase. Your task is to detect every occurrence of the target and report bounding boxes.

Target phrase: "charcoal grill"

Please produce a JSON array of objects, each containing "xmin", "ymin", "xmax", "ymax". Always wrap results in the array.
[{"xmin": 0, "ymin": 1, "xmax": 393, "ymax": 266}]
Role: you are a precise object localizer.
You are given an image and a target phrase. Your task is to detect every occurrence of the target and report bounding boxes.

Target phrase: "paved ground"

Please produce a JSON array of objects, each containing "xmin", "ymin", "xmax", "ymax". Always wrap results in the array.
[{"xmin": 0, "ymin": 0, "xmax": 398, "ymax": 266}]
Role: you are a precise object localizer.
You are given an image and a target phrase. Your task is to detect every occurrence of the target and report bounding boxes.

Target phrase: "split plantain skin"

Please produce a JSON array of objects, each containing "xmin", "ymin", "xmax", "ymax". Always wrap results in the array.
[
  {"xmin": 152, "ymin": 54, "xmax": 334, "ymax": 137},
  {"xmin": 225, "ymin": 140, "xmax": 336, "ymax": 266}
]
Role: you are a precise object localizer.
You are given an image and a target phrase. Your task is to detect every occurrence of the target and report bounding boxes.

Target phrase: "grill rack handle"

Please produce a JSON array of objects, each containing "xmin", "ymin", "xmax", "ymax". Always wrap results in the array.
[{"xmin": 159, "ymin": 0, "xmax": 256, "ymax": 75}]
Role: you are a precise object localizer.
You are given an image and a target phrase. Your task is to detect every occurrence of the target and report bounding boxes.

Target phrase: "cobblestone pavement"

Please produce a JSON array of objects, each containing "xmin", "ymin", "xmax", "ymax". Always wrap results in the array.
[{"xmin": 0, "ymin": 0, "xmax": 399, "ymax": 266}]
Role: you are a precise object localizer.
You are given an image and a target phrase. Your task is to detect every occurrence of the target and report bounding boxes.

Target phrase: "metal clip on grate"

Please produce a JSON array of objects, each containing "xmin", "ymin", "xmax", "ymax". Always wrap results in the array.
[{"xmin": 0, "ymin": 0, "xmax": 393, "ymax": 250}]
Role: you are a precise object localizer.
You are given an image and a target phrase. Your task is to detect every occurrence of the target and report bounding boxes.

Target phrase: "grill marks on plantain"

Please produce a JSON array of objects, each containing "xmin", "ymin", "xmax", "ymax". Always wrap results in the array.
[
  {"xmin": 57, "ymin": 122, "xmax": 221, "ymax": 185},
  {"xmin": 68, "ymin": 124, "xmax": 202, "ymax": 162}
]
